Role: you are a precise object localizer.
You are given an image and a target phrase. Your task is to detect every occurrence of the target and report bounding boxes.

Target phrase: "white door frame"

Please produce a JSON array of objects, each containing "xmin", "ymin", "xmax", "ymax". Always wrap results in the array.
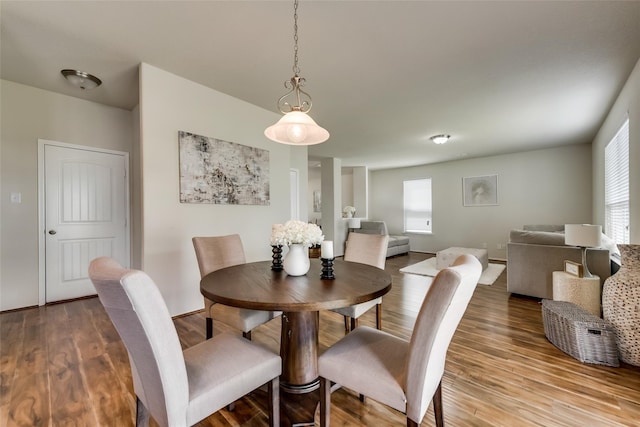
[{"xmin": 38, "ymin": 139, "xmax": 131, "ymax": 306}]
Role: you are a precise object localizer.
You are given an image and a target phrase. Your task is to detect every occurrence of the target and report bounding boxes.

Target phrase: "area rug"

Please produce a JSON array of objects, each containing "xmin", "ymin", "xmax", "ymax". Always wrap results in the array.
[{"xmin": 399, "ymin": 258, "xmax": 505, "ymax": 285}]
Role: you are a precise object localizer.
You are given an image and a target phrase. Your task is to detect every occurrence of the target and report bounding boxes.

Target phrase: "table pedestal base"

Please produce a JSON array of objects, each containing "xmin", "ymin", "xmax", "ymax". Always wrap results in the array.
[
  {"xmin": 280, "ymin": 311, "xmax": 319, "ymax": 389},
  {"xmin": 278, "ymin": 311, "xmax": 321, "ymax": 425},
  {"xmin": 281, "ymin": 379, "xmax": 319, "ymax": 394},
  {"xmin": 250, "ymin": 386, "xmax": 319, "ymax": 427}
]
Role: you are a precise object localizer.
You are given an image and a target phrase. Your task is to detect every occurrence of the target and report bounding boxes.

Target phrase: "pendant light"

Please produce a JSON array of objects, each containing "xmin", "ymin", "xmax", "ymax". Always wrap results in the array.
[{"xmin": 264, "ymin": 0, "xmax": 329, "ymax": 145}]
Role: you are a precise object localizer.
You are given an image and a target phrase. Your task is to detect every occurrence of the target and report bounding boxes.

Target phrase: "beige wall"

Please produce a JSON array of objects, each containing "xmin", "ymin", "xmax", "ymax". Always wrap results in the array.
[
  {"xmin": 593, "ymin": 57, "xmax": 640, "ymax": 243},
  {"xmin": 0, "ymin": 80, "xmax": 134, "ymax": 311},
  {"xmin": 370, "ymin": 144, "xmax": 594, "ymax": 260},
  {"xmin": 138, "ymin": 64, "xmax": 301, "ymax": 316}
]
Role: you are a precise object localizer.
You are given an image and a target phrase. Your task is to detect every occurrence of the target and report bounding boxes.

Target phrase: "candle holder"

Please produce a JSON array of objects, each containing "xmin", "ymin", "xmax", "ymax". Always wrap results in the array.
[
  {"xmin": 271, "ymin": 245, "xmax": 283, "ymax": 271},
  {"xmin": 320, "ymin": 257, "xmax": 335, "ymax": 280}
]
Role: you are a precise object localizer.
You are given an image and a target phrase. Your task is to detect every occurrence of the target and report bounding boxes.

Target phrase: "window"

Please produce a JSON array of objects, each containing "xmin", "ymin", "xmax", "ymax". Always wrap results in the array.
[
  {"xmin": 605, "ymin": 117, "xmax": 629, "ymax": 244},
  {"xmin": 403, "ymin": 178, "xmax": 432, "ymax": 233}
]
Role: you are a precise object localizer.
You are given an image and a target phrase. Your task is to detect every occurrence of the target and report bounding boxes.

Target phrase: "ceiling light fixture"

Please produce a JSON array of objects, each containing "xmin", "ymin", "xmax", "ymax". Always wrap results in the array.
[
  {"xmin": 430, "ymin": 134, "xmax": 451, "ymax": 144},
  {"xmin": 61, "ymin": 69, "xmax": 102, "ymax": 90},
  {"xmin": 264, "ymin": 0, "xmax": 329, "ymax": 145}
]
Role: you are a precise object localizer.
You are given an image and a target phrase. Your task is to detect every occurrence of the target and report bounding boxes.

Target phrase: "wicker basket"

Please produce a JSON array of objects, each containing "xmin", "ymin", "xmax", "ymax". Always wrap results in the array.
[{"xmin": 542, "ymin": 300, "xmax": 619, "ymax": 367}]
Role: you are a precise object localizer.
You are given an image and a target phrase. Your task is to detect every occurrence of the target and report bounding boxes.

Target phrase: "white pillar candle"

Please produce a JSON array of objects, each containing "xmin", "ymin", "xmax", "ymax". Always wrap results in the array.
[{"xmin": 321, "ymin": 241, "xmax": 334, "ymax": 259}]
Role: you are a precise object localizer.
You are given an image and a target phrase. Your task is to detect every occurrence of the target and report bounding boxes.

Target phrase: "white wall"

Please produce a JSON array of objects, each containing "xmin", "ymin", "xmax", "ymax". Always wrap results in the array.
[
  {"xmin": 131, "ymin": 104, "xmax": 142, "ymax": 269},
  {"xmin": 352, "ymin": 166, "xmax": 368, "ymax": 218},
  {"xmin": 321, "ymin": 158, "xmax": 347, "ymax": 257},
  {"xmin": 341, "ymin": 169, "xmax": 354, "ymax": 210},
  {"xmin": 139, "ymin": 64, "xmax": 301, "ymax": 316},
  {"xmin": 0, "ymin": 80, "xmax": 134, "ymax": 311},
  {"xmin": 291, "ymin": 146, "xmax": 309, "ymax": 222},
  {"xmin": 370, "ymin": 144, "xmax": 594, "ymax": 260},
  {"xmin": 593, "ymin": 57, "xmax": 640, "ymax": 244}
]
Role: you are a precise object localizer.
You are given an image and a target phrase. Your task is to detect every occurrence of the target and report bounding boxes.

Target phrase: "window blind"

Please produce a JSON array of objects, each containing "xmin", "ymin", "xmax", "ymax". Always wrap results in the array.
[
  {"xmin": 403, "ymin": 178, "xmax": 432, "ymax": 233},
  {"xmin": 605, "ymin": 117, "xmax": 629, "ymax": 244}
]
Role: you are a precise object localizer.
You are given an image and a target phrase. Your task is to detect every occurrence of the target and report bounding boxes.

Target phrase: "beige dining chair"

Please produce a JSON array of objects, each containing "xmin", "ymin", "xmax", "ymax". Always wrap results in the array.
[
  {"xmin": 88, "ymin": 256, "xmax": 281, "ymax": 427},
  {"xmin": 331, "ymin": 232, "xmax": 389, "ymax": 332},
  {"xmin": 193, "ymin": 235, "xmax": 281, "ymax": 340},
  {"xmin": 318, "ymin": 254, "xmax": 482, "ymax": 427}
]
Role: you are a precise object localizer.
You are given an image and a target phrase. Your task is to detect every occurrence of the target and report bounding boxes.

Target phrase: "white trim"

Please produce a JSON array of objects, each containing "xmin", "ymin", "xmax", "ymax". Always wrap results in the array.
[{"xmin": 37, "ymin": 139, "xmax": 131, "ymax": 306}]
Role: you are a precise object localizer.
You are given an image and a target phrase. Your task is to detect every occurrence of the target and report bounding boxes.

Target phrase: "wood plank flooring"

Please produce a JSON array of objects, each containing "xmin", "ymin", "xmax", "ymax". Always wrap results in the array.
[{"xmin": 1, "ymin": 252, "xmax": 639, "ymax": 426}]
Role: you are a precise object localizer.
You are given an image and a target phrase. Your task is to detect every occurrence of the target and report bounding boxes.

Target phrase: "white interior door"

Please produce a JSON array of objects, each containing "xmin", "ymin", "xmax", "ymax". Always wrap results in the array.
[{"xmin": 44, "ymin": 144, "xmax": 129, "ymax": 302}]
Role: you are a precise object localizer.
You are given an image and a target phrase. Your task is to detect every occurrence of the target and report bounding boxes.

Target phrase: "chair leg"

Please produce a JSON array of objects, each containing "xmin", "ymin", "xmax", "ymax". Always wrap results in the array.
[
  {"xmin": 206, "ymin": 317, "xmax": 213, "ymax": 340},
  {"xmin": 375, "ymin": 303, "xmax": 382, "ymax": 330},
  {"xmin": 343, "ymin": 316, "xmax": 350, "ymax": 333},
  {"xmin": 350, "ymin": 317, "xmax": 357, "ymax": 331},
  {"xmin": 433, "ymin": 380, "xmax": 444, "ymax": 427},
  {"xmin": 406, "ymin": 418, "xmax": 419, "ymax": 427},
  {"xmin": 268, "ymin": 377, "xmax": 280, "ymax": 427},
  {"xmin": 242, "ymin": 330, "xmax": 252, "ymax": 340},
  {"xmin": 135, "ymin": 397, "xmax": 150, "ymax": 427},
  {"xmin": 320, "ymin": 377, "xmax": 331, "ymax": 426}
]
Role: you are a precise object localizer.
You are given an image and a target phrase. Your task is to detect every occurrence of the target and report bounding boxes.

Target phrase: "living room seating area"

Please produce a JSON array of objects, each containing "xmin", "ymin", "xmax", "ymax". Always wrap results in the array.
[
  {"xmin": 351, "ymin": 220, "xmax": 410, "ymax": 258},
  {"xmin": 507, "ymin": 225, "xmax": 615, "ymax": 299}
]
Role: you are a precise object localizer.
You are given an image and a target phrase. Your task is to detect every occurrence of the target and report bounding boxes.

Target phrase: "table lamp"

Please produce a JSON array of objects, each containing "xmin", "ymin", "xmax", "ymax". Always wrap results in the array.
[{"xmin": 564, "ymin": 224, "xmax": 602, "ymax": 278}]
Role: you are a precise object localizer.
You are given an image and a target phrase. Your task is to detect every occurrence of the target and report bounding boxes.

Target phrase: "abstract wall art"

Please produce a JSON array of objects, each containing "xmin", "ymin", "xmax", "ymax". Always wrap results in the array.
[{"xmin": 179, "ymin": 131, "xmax": 270, "ymax": 205}]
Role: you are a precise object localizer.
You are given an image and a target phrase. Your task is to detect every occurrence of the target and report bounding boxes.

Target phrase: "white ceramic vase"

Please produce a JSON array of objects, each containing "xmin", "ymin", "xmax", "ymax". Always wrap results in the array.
[{"xmin": 283, "ymin": 244, "xmax": 310, "ymax": 276}]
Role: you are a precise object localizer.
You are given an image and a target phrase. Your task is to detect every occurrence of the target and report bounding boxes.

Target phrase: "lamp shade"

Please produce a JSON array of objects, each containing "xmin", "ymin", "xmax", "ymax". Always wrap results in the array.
[
  {"xmin": 565, "ymin": 224, "xmax": 602, "ymax": 248},
  {"xmin": 264, "ymin": 111, "xmax": 329, "ymax": 145},
  {"xmin": 348, "ymin": 218, "xmax": 361, "ymax": 229}
]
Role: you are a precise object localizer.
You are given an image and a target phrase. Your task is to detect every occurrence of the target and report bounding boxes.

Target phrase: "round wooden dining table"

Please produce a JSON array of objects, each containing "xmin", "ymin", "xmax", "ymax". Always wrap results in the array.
[{"xmin": 200, "ymin": 259, "xmax": 392, "ymax": 393}]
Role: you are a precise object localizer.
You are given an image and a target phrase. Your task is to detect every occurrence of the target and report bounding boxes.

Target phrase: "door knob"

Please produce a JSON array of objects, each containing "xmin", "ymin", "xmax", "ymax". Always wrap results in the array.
[{"xmin": 48, "ymin": 230, "xmax": 57, "ymax": 235}]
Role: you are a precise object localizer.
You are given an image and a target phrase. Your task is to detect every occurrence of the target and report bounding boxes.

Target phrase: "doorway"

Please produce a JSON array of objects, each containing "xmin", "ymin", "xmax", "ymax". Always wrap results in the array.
[{"xmin": 38, "ymin": 140, "xmax": 130, "ymax": 304}]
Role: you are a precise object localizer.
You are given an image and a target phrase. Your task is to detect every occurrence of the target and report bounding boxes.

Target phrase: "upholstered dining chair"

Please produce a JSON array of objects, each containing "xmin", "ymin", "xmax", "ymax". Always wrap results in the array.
[
  {"xmin": 318, "ymin": 254, "xmax": 482, "ymax": 427},
  {"xmin": 331, "ymin": 232, "xmax": 389, "ymax": 332},
  {"xmin": 88, "ymin": 256, "xmax": 281, "ymax": 427},
  {"xmin": 193, "ymin": 235, "xmax": 281, "ymax": 340}
]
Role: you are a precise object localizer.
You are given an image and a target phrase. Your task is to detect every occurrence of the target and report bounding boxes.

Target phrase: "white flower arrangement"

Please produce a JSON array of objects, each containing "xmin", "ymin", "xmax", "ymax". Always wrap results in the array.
[
  {"xmin": 271, "ymin": 220, "xmax": 324, "ymax": 247},
  {"xmin": 343, "ymin": 205, "xmax": 356, "ymax": 217}
]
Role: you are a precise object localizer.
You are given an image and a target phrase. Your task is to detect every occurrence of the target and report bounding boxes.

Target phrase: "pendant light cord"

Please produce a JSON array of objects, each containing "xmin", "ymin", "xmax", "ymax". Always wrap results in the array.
[
  {"xmin": 293, "ymin": 0, "xmax": 300, "ymax": 76},
  {"xmin": 264, "ymin": 0, "xmax": 330, "ymax": 145}
]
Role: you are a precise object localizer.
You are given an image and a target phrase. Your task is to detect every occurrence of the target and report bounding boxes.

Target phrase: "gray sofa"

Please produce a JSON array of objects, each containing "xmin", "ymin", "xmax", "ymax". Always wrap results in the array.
[
  {"xmin": 351, "ymin": 221, "xmax": 410, "ymax": 257},
  {"xmin": 507, "ymin": 225, "xmax": 614, "ymax": 299}
]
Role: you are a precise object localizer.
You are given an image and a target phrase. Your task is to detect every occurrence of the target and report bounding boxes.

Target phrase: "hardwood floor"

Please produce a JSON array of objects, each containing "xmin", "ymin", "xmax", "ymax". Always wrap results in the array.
[{"xmin": 1, "ymin": 252, "xmax": 639, "ymax": 426}]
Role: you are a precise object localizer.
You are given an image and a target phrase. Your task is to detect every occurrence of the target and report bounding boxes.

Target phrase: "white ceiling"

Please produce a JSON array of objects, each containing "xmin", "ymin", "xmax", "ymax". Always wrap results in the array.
[{"xmin": 2, "ymin": 1, "xmax": 640, "ymax": 170}]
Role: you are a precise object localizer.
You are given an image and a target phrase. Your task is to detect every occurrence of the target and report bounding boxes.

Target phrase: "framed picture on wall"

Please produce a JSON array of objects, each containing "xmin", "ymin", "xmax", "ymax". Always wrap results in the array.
[
  {"xmin": 313, "ymin": 191, "xmax": 321, "ymax": 212},
  {"xmin": 178, "ymin": 131, "xmax": 270, "ymax": 205},
  {"xmin": 463, "ymin": 174, "xmax": 498, "ymax": 206}
]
